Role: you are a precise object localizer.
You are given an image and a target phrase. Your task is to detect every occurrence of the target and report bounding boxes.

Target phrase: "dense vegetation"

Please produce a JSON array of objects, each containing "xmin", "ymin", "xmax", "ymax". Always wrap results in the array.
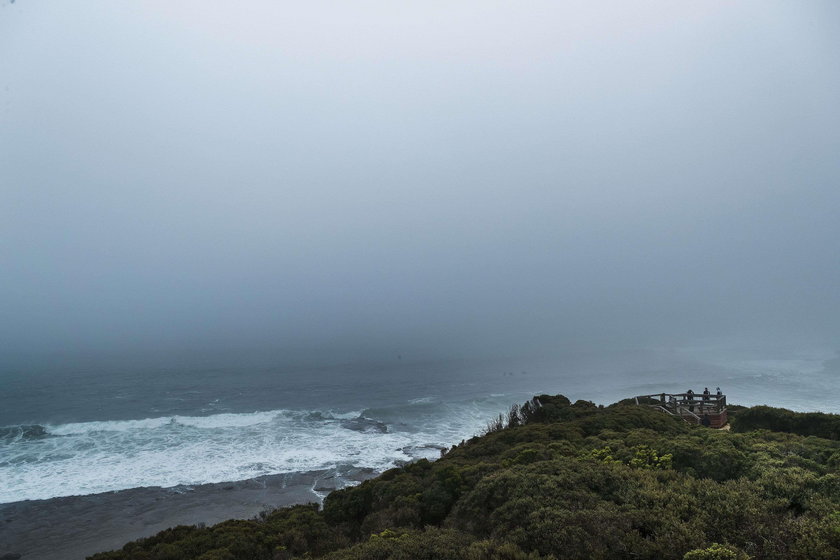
[
  {"xmin": 90, "ymin": 396, "xmax": 840, "ymax": 560},
  {"xmin": 731, "ymin": 405, "xmax": 840, "ymax": 440}
]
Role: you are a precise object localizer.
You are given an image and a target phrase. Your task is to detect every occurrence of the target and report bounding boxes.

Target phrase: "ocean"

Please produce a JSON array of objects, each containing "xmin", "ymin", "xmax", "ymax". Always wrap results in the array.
[{"xmin": 2, "ymin": 346, "xmax": 838, "ymax": 505}]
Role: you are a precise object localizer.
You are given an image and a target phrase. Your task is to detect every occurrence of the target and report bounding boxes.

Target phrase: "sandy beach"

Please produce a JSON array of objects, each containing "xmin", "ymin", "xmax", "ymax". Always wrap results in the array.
[{"xmin": 0, "ymin": 468, "xmax": 376, "ymax": 560}]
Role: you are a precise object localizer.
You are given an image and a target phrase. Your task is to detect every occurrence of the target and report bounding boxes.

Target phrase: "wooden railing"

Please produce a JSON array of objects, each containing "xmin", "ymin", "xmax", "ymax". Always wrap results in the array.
[{"xmin": 634, "ymin": 392, "xmax": 727, "ymax": 424}]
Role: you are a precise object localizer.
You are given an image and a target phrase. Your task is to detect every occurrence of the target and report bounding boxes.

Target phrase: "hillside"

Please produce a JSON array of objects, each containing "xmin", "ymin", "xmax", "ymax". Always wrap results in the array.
[{"xmin": 89, "ymin": 396, "xmax": 840, "ymax": 559}]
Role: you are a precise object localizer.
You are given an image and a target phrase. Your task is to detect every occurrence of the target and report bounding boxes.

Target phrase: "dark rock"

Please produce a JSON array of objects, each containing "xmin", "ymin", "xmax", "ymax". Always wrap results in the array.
[
  {"xmin": 340, "ymin": 417, "xmax": 387, "ymax": 433},
  {"xmin": 313, "ymin": 479, "xmax": 338, "ymax": 492}
]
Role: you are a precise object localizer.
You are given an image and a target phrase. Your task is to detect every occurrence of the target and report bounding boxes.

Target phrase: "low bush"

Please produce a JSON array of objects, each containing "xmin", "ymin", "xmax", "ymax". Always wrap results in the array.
[{"xmin": 90, "ymin": 396, "xmax": 840, "ymax": 560}]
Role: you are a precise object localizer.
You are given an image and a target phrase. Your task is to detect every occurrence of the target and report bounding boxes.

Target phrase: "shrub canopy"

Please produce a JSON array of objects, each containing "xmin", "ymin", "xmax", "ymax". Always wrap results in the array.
[{"xmin": 90, "ymin": 397, "xmax": 840, "ymax": 560}]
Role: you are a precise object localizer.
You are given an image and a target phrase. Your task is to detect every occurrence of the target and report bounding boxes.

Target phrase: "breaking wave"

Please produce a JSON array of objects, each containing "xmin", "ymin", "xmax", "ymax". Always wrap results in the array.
[
  {"xmin": 0, "ymin": 396, "xmax": 512, "ymax": 504},
  {"xmin": 0, "ymin": 424, "xmax": 49, "ymax": 443}
]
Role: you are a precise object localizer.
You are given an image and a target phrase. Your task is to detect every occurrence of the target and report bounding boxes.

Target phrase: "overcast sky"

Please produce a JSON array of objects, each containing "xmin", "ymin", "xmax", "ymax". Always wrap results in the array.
[{"xmin": 2, "ymin": 1, "xmax": 839, "ymax": 367}]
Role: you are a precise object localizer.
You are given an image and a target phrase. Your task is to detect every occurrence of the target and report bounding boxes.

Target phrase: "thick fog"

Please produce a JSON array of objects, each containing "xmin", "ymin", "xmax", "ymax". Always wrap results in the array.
[{"xmin": 2, "ymin": 1, "xmax": 839, "ymax": 368}]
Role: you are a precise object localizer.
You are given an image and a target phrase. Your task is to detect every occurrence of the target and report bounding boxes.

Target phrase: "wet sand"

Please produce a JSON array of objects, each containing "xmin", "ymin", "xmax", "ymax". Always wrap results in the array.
[{"xmin": 0, "ymin": 468, "xmax": 376, "ymax": 560}]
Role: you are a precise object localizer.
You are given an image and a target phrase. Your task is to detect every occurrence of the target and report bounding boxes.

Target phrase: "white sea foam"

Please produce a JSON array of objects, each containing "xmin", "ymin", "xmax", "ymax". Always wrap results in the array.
[
  {"xmin": 326, "ymin": 409, "xmax": 365, "ymax": 420},
  {"xmin": 0, "ymin": 398, "xmax": 509, "ymax": 504},
  {"xmin": 46, "ymin": 410, "xmax": 283, "ymax": 436},
  {"xmin": 7, "ymin": 347, "xmax": 833, "ymax": 504}
]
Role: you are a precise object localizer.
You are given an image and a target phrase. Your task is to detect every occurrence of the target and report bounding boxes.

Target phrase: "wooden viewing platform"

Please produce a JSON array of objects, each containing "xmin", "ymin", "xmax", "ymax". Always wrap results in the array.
[{"xmin": 634, "ymin": 389, "xmax": 728, "ymax": 428}]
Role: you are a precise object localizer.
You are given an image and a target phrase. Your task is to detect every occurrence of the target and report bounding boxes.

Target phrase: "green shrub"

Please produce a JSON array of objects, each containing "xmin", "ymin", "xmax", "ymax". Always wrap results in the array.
[
  {"xmin": 683, "ymin": 543, "xmax": 750, "ymax": 560},
  {"xmin": 89, "ymin": 396, "xmax": 840, "ymax": 560}
]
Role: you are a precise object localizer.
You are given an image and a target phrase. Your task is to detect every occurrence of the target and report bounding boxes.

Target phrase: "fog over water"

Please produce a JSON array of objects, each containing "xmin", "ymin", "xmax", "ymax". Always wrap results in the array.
[
  {"xmin": 2, "ymin": 0, "xmax": 840, "ymax": 504},
  {"xmin": 2, "ymin": 1, "xmax": 840, "ymax": 369},
  {"xmin": 1, "ymin": 3, "xmax": 840, "ymax": 398}
]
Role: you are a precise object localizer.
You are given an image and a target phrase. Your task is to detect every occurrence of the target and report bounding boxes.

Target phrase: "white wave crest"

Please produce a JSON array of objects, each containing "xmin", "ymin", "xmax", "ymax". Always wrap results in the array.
[
  {"xmin": 0, "ymin": 398, "xmax": 510, "ymax": 504},
  {"xmin": 46, "ymin": 410, "xmax": 285, "ymax": 435}
]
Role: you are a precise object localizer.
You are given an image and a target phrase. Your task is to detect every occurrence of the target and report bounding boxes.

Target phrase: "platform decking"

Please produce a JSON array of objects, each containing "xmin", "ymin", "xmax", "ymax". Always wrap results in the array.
[{"xmin": 634, "ymin": 391, "xmax": 728, "ymax": 428}]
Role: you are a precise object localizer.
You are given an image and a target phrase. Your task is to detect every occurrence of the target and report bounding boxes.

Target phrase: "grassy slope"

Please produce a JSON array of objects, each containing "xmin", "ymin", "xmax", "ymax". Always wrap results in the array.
[{"xmin": 89, "ymin": 396, "xmax": 840, "ymax": 560}]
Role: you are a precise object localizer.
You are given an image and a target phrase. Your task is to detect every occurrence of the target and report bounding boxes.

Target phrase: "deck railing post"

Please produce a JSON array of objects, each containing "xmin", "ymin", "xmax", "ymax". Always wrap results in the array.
[{"xmin": 633, "ymin": 390, "xmax": 727, "ymax": 427}]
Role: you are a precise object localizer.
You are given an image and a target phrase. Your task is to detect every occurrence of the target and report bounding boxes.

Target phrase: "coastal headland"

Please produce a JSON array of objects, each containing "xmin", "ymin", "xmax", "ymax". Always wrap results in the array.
[{"xmin": 7, "ymin": 395, "xmax": 840, "ymax": 559}]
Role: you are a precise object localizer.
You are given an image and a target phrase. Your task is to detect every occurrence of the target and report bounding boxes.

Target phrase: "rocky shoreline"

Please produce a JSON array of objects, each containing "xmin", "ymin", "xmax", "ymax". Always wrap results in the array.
[{"xmin": 0, "ymin": 467, "xmax": 377, "ymax": 560}]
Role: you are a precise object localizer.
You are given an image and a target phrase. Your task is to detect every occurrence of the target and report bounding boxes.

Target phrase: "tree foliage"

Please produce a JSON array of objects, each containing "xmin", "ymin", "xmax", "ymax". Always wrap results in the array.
[
  {"xmin": 89, "ymin": 398, "xmax": 840, "ymax": 560},
  {"xmin": 732, "ymin": 405, "xmax": 840, "ymax": 440}
]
